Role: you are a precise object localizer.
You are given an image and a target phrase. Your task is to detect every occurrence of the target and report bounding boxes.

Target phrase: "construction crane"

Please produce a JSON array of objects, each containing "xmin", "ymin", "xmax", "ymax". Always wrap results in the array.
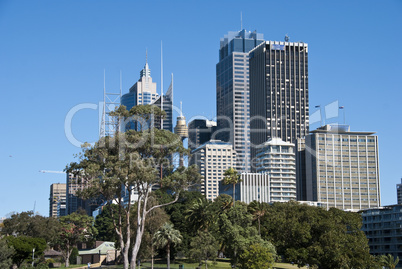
[{"xmin": 39, "ymin": 170, "xmax": 66, "ymax": 174}]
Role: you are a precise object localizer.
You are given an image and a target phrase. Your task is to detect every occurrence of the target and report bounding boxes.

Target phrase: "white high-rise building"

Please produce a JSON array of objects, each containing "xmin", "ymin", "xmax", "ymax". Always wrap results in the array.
[
  {"xmin": 255, "ymin": 138, "xmax": 297, "ymax": 202},
  {"xmin": 191, "ymin": 140, "xmax": 236, "ymax": 200}
]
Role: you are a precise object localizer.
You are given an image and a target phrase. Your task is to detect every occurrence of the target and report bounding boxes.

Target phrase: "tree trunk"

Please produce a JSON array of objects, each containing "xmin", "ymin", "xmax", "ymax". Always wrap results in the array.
[
  {"xmin": 205, "ymin": 258, "xmax": 208, "ymax": 269},
  {"xmin": 65, "ymin": 246, "xmax": 70, "ymax": 268},
  {"xmin": 151, "ymin": 245, "xmax": 154, "ymax": 269},
  {"xmin": 258, "ymin": 217, "xmax": 261, "ymax": 235},
  {"xmin": 232, "ymin": 183, "xmax": 236, "ymax": 207},
  {"xmin": 167, "ymin": 243, "xmax": 171, "ymax": 269}
]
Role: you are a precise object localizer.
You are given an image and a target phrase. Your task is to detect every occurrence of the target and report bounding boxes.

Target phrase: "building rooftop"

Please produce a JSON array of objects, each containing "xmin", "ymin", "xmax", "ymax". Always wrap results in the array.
[{"xmin": 310, "ymin": 124, "xmax": 376, "ymax": 135}]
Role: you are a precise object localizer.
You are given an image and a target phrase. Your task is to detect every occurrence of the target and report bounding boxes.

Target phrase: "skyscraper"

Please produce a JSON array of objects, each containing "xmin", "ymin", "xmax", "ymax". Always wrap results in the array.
[
  {"xmin": 121, "ymin": 59, "xmax": 173, "ymax": 131},
  {"xmin": 216, "ymin": 29, "xmax": 264, "ymax": 172},
  {"xmin": 255, "ymin": 138, "xmax": 297, "ymax": 202},
  {"xmin": 249, "ymin": 40, "xmax": 309, "ymax": 166},
  {"xmin": 191, "ymin": 140, "xmax": 236, "ymax": 200},
  {"xmin": 304, "ymin": 124, "xmax": 380, "ymax": 211},
  {"xmin": 49, "ymin": 183, "xmax": 66, "ymax": 217}
]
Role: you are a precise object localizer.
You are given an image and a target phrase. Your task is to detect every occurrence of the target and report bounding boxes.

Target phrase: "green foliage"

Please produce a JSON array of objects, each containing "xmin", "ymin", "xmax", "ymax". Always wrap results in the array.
[
  {"xmin": 6, "ymin": 235, "xmax": 46, "ymax": 267},
  {"xmin": 58, "ymin": 212, "xmax": 97, "ymax": 267},
  {"xmin": 189, "ymin": 230, "xmax": 219, "ymax": 268},
  {"xmin": 94, "ymin": 204, "xmax": 120, "ymax": 242},
  {"xmin": 0, "ymin": 238, "xmax": 14, "ymax": 268},
  {"xmin": 239, "ymin": 243, "xmax": 275, "ymax": 269},
  {"xmin": 381, "ymin": 254, "xmax": 400, "ymax": 269},
  {"xmin": 1, "ymin": 211, "xmax": 61, "ymax": 246},
  {"xmin": 66, "ymin": 105, "xmax": 202, "ymax": 269},
  {"xmin": 214, "ymin": 202, "xmax": 275, "ymax": 267},
  {"xmin": 154, "ymin": 223, "xmax": 182, "ymax": 269},
  {"xmin": 260, "ymin": 201, "xmax": 372, "ymax": 268},
  {"xmin": 69, "ymin": 247, "xmax": 79, "ymax": 265},
  {"xmin": 222, "ymin": 168, "xmax": 241, "ymax": 206}
]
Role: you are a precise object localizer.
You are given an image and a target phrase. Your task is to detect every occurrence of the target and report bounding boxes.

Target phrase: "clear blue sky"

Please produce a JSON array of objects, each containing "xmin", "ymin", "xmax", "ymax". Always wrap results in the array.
[{"xmin": 1, "ymin": 0, "xmax": 401, "ymax": 217}]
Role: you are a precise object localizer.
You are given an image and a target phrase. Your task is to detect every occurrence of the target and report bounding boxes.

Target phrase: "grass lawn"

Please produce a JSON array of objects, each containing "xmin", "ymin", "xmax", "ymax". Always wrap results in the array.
[{"xmin": 93, "ymin": 260, "xmax": 307, "ymax": 269}]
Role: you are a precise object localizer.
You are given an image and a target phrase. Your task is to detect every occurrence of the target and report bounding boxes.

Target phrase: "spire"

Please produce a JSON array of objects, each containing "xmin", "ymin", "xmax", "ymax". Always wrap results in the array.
[{"xmin": 140, "ymin": 49, "xmax": 151, "ymax": 79}]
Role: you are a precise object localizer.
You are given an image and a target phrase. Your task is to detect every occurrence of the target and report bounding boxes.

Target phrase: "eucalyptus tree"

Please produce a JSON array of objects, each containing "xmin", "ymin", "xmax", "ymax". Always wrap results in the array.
[{"xmin": 66, "ymin": 105, "xmax": 201, "ymax": 269}]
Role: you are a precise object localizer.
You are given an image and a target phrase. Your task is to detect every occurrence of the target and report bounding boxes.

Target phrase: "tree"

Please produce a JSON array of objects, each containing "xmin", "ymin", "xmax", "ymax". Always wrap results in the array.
[
  {"xmin": 185, "ymin": 198, "xmax": 212, "ymax": 231},
  {"xmin": 382, "ymin": 254, "xmax": 399, "ymax": 269},
  {"xmin": 189, "ymin": 231, "xmax": 219, "ymax": 269},
  {"xmin": 248, "ymin": 201, "xmax": 268, "ymax": 235},
  {"xmin": 58, "ymin": 212, "xmax": 97, "ymax": 267},
  {"xmin": 215, "ymin": 202, "xmax": 275, "ymax": 268},
  {"xmin": 239, "ymin": 243, "xmax": 275, "ymax": 269},
  {"xmin": 94, "ymin": 204, "xmax": 119, "ymax": 242},
  {"xmin": 66, "ymin": 105, "xmax": 201, "ymax": 269},
  {"xmin": 5, "ymin": 235, "xmax": 46, "ymax": 267},
  {"xmin": 222, "ymin": 168, "xmax": 241, "ymax": 206},
  {"xmin": 1, "ymin": 211, "xmax": 61, "ymax": 246},
  {"xmin": 0, "ymin": 238, "xmax": 14, "ymax": 268},
  {"xmin": 260, "ymin": 201, "xmax": 373, "ymax": 268},
  {"xmin": 153, "ymin": 223, "xmax": 182, "ymax": 269}
]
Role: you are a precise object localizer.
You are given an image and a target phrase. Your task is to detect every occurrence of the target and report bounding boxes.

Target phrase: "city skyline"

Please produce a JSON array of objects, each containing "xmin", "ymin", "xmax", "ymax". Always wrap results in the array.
[{"xmin": 0, "ymin": 0, "xmax": 401, "ymax": 217}]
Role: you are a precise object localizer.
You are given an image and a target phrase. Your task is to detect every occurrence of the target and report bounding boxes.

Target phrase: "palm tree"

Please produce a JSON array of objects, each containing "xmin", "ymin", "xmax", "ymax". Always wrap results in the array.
[
  {"xmin": 222, "ymin": 168, "xmax": 241, "ymax": 206},
  {"xmin": 185, "ymin": 198, "xmax": 212, "ymax": 231},
  {"xmin": 382, "ymin": 254, "xmax": 400, "ymax": 269},
  {"xmin": 248, "ymin": 201, "xmax": 267, "ymax": 235},
  {"xmin": 153, "ymin": 223, "xmax": 182, "ymax": 269}
]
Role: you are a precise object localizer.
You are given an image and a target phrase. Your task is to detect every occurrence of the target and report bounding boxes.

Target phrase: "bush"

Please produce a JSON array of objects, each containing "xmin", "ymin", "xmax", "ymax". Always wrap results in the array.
[{"xmin": 69, "ymin": 247, "xmax": 79, "ymax": 265}]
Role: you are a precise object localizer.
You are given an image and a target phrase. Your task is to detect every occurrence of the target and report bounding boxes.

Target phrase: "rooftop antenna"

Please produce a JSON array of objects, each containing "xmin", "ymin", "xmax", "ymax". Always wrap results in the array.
[
  {"xmin": 240, "ymin": 12, "xmax": 243, "ymax": 30},
  {"xmin": 180, "ymin": 101, "xmax": 183, "ymax": 117},
  {"xmin": 161, "ymin": 41, "xmax": 164, "ymax": 128},
  {"xmin": 120, "ymin": 70, "xmax": 122, "ymax": 97},
  {"xmin": 285, "ymin": 34, "xmax": 290, "ymax": 42},
  {"xmin": 146, "ymin": 48, "xmax": 148, "ymax": 64}
]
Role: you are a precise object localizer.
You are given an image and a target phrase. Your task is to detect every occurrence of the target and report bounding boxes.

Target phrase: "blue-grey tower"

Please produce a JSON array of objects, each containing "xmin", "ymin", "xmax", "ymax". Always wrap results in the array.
[{"xmin": 216, "ymin": 29, "xmax": 264, "ymax": 172}]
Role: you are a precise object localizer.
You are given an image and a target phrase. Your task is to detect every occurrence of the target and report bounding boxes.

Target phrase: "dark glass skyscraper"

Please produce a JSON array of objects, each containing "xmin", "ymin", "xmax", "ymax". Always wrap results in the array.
[
  {"xmin": 249, "ymin": 41, "xmax": 309, "ymax": 166},
  {"xmin": 216, "ymin": 29, "xmax": 264, "ymax": 172}
]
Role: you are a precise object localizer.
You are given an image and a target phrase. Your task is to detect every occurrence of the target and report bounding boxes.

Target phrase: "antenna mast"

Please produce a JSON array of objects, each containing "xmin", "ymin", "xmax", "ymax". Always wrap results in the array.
[
  {"xmin": 241, "ymin": 12, "xmax": 243, "ymax": 30},
  {"xmin": 161, "ymin": 41, "xmax": 164, "ymax": 129}
]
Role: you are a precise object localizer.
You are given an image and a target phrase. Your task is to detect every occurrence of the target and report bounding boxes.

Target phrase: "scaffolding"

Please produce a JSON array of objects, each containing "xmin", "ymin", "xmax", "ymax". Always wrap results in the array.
[{"xmin": 100, "ymin": 70, "xmax": 122, "ymax": 138}]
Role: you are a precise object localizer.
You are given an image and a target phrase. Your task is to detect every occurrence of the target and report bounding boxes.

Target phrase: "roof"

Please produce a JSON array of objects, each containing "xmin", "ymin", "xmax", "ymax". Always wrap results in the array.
[
  {"xmin": 79, "ymin": 242, "xmax": 115, "ymax": 255},
  {"xmin": 44, "ymin": 249, "xmax": 63, "ymax": 257}
]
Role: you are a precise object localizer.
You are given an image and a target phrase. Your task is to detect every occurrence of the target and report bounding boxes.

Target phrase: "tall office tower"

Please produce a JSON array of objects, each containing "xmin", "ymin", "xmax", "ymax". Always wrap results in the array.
[
  {"xmin": 66, "ymin": 173, "xmax": 86, "ymax": 215},
  {"xmin": 249, "ymin": 40, "xmax": 309, "ymax": 166},
  {"xmin": 153, "ymin": 79, "xmax": 173, "ymax": 132},
  {"xmin": 296, "ymin": 138, "xmax": 307, "ymax": 201},
  {"xmin": 191, "ymin": 140, "xmax": 236, "ymax": 200},
  {"xmin": 121, "ymin": 60, "xmax": 159, "ymax": 130},
  {"xmin": 255, "ymin": 138, "xmax": 297, "ymax": 202},
  {"xmin": 188, "ymin": 119, "xmax": 217, "ymax": 152},
  {"xmin": 216, "ymin": 29, "xmax": 264, "ymax": 172},
  {"xmin": 188, "ymin": 119, "xmax": 217, "ymax": 166},
  {"xmin": 304, "ymin": 124, "xmax": 380, "ymax": 211},
  {"xmin": 397, "ymin": 178, "xmax": 402, "ymax": 204},
  {"xmin": 49, "ymin": 183, "xmax": 66, "ymax": 217}
]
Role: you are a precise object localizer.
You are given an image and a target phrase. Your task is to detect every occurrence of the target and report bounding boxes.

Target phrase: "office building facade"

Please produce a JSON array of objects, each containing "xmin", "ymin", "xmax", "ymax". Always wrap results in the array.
[
  {"xmin": 188, "ymin": 119, "xmax": 217, "ymax": 166},
  {"xmin": 249, "ymin": 41, "xmax": 309, "ymax": 165},
  {"xmin": 219, "ymin": 173, "xmax": 270, "ymax": 204},
  {"xmin": 255, "ymin": 138, "xmax": 297, "ymax": 202},
  {"xmin": 191, "ymin": 140, "xmax": 236, "ymax": 200},
  {"xmin": 397, "ymin": 178, "xmax": 402, "ymax": 204},
  {"xmin": 304, "ymin": 124, "xmax": 380, "ymax": 211},
  {"xmin": 216, "ymin": 29, "xmax": 264, "ymax": 172},
  {"xmin": 361, "ymin": 205, "xmax": 402, "ymax": 267},
  {"xmin": 49, "ymin": 183, "xmax": 67, "ymax": 217}
]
